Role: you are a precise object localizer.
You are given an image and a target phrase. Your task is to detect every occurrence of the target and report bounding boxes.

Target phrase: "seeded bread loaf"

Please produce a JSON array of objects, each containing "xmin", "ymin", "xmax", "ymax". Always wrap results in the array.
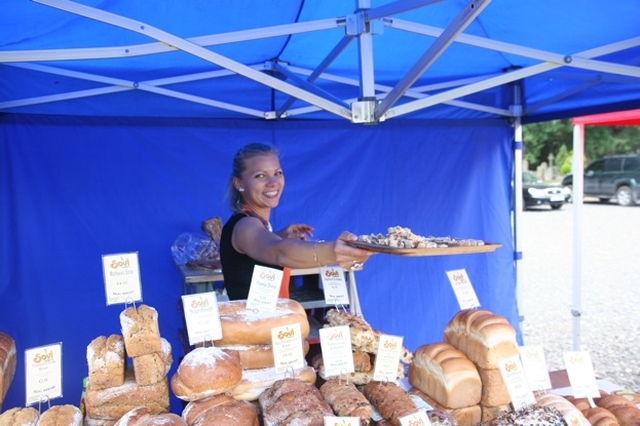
[
  {"xmin": 120, "ymin": 305, "xmax": 162, "ymax": 357},
  {"xmin": 132, "ymin": 337, "xmax": 172, "ymax": 386},
  {"xmin": 87, "ymin": 334, "xmax": 126, "ymax": 390}
]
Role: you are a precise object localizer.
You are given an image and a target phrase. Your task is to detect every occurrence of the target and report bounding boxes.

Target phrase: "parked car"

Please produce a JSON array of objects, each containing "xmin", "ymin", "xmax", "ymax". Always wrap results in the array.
[
  {"xmin": 522, "ymin": 171, "xmax": 567, "ymax": 210},
  {"xmin": 561, "ymin": 154, "xmax": 640, "ymax": 206}
]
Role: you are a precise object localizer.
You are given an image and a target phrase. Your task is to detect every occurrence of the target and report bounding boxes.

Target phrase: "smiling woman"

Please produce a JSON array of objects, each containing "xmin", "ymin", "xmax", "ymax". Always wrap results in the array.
[
  {"xmin": 522, "ymin": 171, "xmax": 568, "ymax": 210},
  {"xmin": 219, "ymin": 143, "xmax": 374, "ymax": 300}
]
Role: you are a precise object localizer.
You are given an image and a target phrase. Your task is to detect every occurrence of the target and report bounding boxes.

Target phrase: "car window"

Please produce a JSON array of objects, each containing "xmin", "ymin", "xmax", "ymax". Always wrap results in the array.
[
  {"xmin": 586, "ymin": 159, "xmax": 604, "ymax": 173},
  {"xmin": 623, "ymin": 157, "xmax": 639, "ymax": 171},
  {"xmin": 604, "ymin": 157, "xmax": 623, "ymax": 172},
  {"xmin": 523, "ymin": 172, "xmax": 540, "ymax": 184}
]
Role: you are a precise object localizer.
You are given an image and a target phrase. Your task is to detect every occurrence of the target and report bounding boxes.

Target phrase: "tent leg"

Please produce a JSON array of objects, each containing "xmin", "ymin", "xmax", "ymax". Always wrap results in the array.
[{"xmin": 571, "ymin": 123, "xmax": 585, "ymax": 350}]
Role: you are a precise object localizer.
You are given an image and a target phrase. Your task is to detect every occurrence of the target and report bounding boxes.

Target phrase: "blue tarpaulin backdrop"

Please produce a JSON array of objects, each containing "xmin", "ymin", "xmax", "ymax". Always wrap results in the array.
[{"xmin": 1, "ymin": 114, "xmax": 515, "ymax": 412}]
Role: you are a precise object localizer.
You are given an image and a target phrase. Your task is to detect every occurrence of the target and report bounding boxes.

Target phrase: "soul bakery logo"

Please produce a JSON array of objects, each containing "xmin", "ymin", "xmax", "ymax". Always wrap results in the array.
[
  {"xmin": 522, "ymin": 348, "xmax": 542, "ymax": 361},
  {"xmin": 276, "ymin": 327, "xmax": 296, "ymax": 340},
  {"xmin": 451, "ymin": 272, "xmax": 466, "ymax": 283},
  {"xmin": 326, "ymin": 329, "xmax": 343, "ymax": 340},
  {"xmin": 190, "ymin": 296, "xmax": 210, "ymax": 310},
  {"xmin": 383, "ymin": 339, "xmax": 398, "ymax": 350},
  {"xmin": 503, "ymin": 360, "xmax": 518, "ymax": 372},
  {"xmin": 110, "ymin": 257, "xmax": 130, "ymax": 269},
  {"xmin": 33, "ymin": 348, "xmax": 55, "ymax": 364},
  {"xmin": 402, "ymin": 415, "xmax": 427, "ymax": 426},
  {"xmin": 566, "ymin": 353, "xmax": 586, "ymax": 365},
  {"xmin": 323, "ymin": 269, "xmax": 340, "ymax": 278}
]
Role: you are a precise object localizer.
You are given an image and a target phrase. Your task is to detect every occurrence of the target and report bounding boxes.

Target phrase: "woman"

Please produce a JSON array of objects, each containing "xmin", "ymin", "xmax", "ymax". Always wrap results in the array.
[{"xmin": 220, "ymin": 143, "xmax": 373, "ymax": 300}]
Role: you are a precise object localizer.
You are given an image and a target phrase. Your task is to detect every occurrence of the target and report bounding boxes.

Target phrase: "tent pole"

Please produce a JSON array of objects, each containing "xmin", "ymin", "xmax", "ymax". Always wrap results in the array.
[
  {"xmin": 571, "ymin": 123, "xmax": 585, "ymax": 350},
  {"xmin": 513, "ymin": 117, "xmax": 524, "ymax": 327}
]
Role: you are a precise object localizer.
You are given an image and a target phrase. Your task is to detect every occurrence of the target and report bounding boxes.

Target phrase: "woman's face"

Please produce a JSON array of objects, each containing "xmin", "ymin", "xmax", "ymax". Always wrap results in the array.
[{"xmin": 235, "ymin": 153, "xmax": 285, "ymax": 212}]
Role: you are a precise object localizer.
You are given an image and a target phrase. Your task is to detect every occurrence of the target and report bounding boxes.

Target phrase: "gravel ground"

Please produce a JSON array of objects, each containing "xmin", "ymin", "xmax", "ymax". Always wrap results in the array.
[{"xmin": 518, "ymin": 199, "xmax": 640, "ymax": 392}]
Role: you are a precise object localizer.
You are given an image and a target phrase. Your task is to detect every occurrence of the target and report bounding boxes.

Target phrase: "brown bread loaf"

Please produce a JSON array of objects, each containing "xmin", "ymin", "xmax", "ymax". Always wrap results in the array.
[
  {"xmin": 87, "ymin": 334, "xmax": 126, "ymax": 390},
  {"xmin": 120, "ymin": 305, "xmax": 162, "ymax": 357},
  {"xmin": 362, "ymin": 380, "xmax": 418, "ymax": 426},
  {"xmin": 38, "ymin": 404, "xmax": 83, "ymax": 426},
  {"xmin": 320, "ymin": 378, "xmax": 372, "ymax": 425},
  {"xmin": 132, "ymin": 337, "xmax": 172, "ymax": 386},
  {"xmin": 0, "ymin": 406, "xmax": 39, "ymax": 426}
]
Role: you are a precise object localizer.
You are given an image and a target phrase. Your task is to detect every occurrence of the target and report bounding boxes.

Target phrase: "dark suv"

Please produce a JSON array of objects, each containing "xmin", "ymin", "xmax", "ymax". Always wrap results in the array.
[{"xmin": 561, "ymin": 154, "xmax": 640, "ymax": 206}]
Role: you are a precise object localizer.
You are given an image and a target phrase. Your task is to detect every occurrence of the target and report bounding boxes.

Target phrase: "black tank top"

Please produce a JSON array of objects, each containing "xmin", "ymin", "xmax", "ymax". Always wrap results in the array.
[{"xmin": 220, "ymin": 213, "xmax": 283, "ymax": 300}]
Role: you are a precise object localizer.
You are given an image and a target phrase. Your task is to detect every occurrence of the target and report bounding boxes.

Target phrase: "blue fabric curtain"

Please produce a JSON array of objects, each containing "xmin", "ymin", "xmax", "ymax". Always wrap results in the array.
[{"xmin": 0, "ymin": 114, "xmax": 516, "ymax": 412}]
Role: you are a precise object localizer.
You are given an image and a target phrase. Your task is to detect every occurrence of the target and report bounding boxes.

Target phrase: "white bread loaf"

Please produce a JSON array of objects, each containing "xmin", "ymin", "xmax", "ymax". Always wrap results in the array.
[
  {"xmin": 443, "ymin": 309, "xmax": 519, "ymax": 369},
  {"xmin": 0, "ymin": 331, "xmax": 16, "ymax": 405},
  {"xmin": 170, "ymin": 346, "xmax": 242, "ymax": 401},
  {"xmin": 132, "ymin": 337, "xmax": 172, "ymax": 386},
  {"xmin": 0, "ymin": 406, "xmax": 39, "ymax": 426},
  {"xmin": 87, "ymin": 334, "xmax": 126, "ymax": 390},
  {"xmin": 477, "ymin": 366, "xmax": 511, "ymax": 407},
  {"xmin": 410, "ymin": 388, "xmax": 481, "ymax": 426},
  {"xmin": 38, "ymin": 404, "xmax": 83, "ymax": 426},
  {"xmin": 408, "ymin": 342, "xmax": 482, "ymax": 409},
  {"xmin": 120, "ymin": 305, "xmax": 162, "ymax": 357},
  {"xmin": 216, "ymin": 299, "xmax": 310, "ymax": 346}
]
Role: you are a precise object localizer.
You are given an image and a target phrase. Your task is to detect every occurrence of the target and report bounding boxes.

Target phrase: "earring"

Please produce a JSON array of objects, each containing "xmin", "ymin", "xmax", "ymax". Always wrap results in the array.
[{"xmin": 238, "ymin": 188, "xmax": 244, "ymax": 192}]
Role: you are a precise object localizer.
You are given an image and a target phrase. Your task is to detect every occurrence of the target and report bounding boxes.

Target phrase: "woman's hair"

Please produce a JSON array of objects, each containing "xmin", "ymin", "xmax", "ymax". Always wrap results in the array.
[{"xmin": 226, "ymin": 143, "xmax": 280, "ymax": 212}]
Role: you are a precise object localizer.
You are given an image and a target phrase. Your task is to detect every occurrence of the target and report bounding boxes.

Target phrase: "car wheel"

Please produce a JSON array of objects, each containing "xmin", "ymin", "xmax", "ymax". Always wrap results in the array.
[
  {"xmin": 550, "ymin": 203, "xmax": 563, "ymax": 210},
  {"xmin": 564, "ymin": 185, "xmax": 573, "ymax": 203},
  {"xmin": 616, "ymin": 185, "xmax": 634, "ymax": 206}
]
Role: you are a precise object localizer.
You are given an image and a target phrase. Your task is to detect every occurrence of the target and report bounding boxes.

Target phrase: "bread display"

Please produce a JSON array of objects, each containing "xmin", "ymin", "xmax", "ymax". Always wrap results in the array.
[
  {"xmin": 87, "ymin": 334, "xmax": 126, "ymax": 390},
  {"xmin": 230, "ymin": 364, "xmax": 316, "ymax": 402},
  {"xmin": 132, "ymin": 337, "xmax": 173, "ymax": 386},
  {"xmin": 215, "ymin": 299, "xmax": 310, "ymax": 346},
  {"xmin": 120, "ymin": 305, "xmax": 162, "ymax": 357},
  {"xmin": 362, "ymin": 380, "xmax": 419, "ymax": 426},
  {"xmin": 170, "ymin": 346, "xmax": 242, "ymax": 401},
  {"xmin": 0, "ymin": 331, "xmax": 16, "ymax": 407},
  {"xmin": 258, "ymin": 378, "xmax": 332, "ymax": 426},
  {"xmin": 0, "ymin": 406, "xmax": 39, "ymax": 426},
  {"xmin": 408, "ymin": 342, "xmax": 482, "ymax": 409},
  {"xmin": 38, "ymin": 404, "xmax": 83, "ymax": 426},
  {"xmin": 319, "ymin": 378, "xmax": 373, "ymax": 426}
]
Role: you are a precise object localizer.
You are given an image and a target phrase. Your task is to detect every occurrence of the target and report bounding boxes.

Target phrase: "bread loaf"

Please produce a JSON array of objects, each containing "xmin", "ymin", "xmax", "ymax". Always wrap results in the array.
[
  {"xmin": 410, "ymin": 388, "xmax": 481, "ymax": 426},
  {"xmin": 190, "ymin": 399, "xmax": 259, "ymax": 426},
  {"xmin": 477, "ymin": 366, "xmax": 511, "ymax": 407},
  {"xmin": 87, "ymin": 334, "xmax": 126, "ymax": 390},
  {"xmin": 170, "ymin": 346, "xmax": 242, "ymax": 401},
  {"xmin": 443, "ymin": 309, "xmax": 519, "ymax": 369},
  {"xmin": 138, "ymin": 413, "xmax": 187, "ymax": 426},
  {"xmin": 362, "ymin": 380, "xmax": 418, "ymax": 426},
  {"xmin": 132, "ymin": 337, "xmax": 172, "ymax": 386},
  {"xmin": 120, "ymin": 305, "xmax": 162, "ymax": 357},
  {"xmin": 259, "ymin": 378, "xmax": 332, "ymax": 426},
  {"xmin": 0, "ymin": 406, "xmax": 39, "ymax": 426},
  {"xmin": 38, "ymin": 404, "xmax": 83, "ymax": 426},
  {"xmin": 231, "ymin": 365, "xmax": 316, "ymax": 402},
  {"xmin": 319, "ymin": 379, "xmax": 372, "ymax": 425},
  {"xmin": 181, "ymin": 393, "xmax": 236, "ymax": 425},
  {"xmin": 215, "ymin": 339, "xmax": 309, "ymax": 370},
  {"xmin": 582, "ymin": 407, "xmax": 620, "ymax": 426},
  {"xmin": 408, "ymin": 342, "xmax": 481, "ymax": 408},
  {"xmin": 113, "ymin": 406, "xmax": 151, "ymax": 426},
  {"xmin": 216, "ymin": 299, "xmax": 310, "ymax": 346},
  {"xmin": 0, "ymin": 331, "xmax": 16, "ymax": 405}
]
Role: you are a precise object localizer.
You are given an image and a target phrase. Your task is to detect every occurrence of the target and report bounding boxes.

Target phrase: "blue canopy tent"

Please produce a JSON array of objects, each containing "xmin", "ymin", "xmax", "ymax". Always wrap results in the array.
[{"xmin": 1, "ymin": 0, "xmax": 640, "ymax": 414}]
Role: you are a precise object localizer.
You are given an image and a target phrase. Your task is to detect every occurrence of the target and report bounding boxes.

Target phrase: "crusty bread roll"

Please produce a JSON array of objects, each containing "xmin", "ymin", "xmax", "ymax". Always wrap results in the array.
[
  {"xmin": 231, "ymin": 365, "xmax": 316, "ymax": 402},
  {"xmin": 38, "ymin": 404, "xmax": 83, "ymax": 426},
  {"xmin": 216, "ymin": 299, "xmax": 310, "ymax": 346},
  {"xmin": 0, "ymin": 406, "xmax": 39, "ymax": 426},
  {"xmin": 215, "ymin": 339, "xmax": 309, "ymax": 370},
  {"xmin": 410, "ymin": 388, "xmax": 481, "ymax": 426},
  {"xmin": 87, "ymin": 334, "xmax": 126, "ymax": 390},
  {"xmin": 0, "ymin": 331, "xmax": 16, "ymax": 405},
  {"xmin": 170, "ymin": 346, "xmax": 242, "ymax": 401},
  {"xmin": 320, "ymin": 379, "xmax": 372, "ymax": 425},
  {"xmin": 408, "ymin": 342, "xmax": 482, "ymax": 409},
  {"xmin": 443, "ymin": 309, "xmax": 519, "ymax": 369},
  {"xmin": 120, "ymin": 305, "xmax": 162, "ymax": 357}
]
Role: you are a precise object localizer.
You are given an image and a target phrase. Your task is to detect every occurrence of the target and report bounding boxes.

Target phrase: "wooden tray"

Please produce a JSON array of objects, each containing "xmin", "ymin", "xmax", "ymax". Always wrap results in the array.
[{"xmin": 349, "ymin": 241, "xmax": 502, "ymax": 257}]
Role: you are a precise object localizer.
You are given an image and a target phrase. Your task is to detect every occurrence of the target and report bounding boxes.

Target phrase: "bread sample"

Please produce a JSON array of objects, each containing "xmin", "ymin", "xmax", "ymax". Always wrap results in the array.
[
  {"xmin": 410, "ymin": 388, "xmax": 481, "ymax": 426},
  {"xmin": 87, "ymin": 334, "xmax": 127, "ymax": 390},
  {"xmin": 231, "ymin": 365, "xmax": 316, "ymax": 402},
  {"xmin": 362, "ymin": 380, "xmax": 418, "ymax": 426},
  {"xmin": 477, "ymin": 366, "xmax": 511, "ymax": 407},
  {"xmin": 0, "ymin": 406, "xmax": 39, "ymax": 426},
  {"xmin": 320, "ymin": 378, "xmax": 372, "ymax": 425},
  {"xmin": 120, "ymin": 305, "xmax": 162, "ymax": 357},
  {"xmin": 215, "ymin": 339, "xmax": 309, "ymax": 370},
  {"xmin": 0, "ymin": 331, "xmax": 17, "ymax": 405},
  {"xmin": 170, "ymin": 346, "xmax": 242, "ymax": 401},
  {"xmin": 409, "ymin": 342, "xmax": 481, "ymax": 408},
  {"xmin": 443, "ymin": 309, "xmax": 519, "ymax": 369},
  {"xmin": 85, "ymin": 371, "xmax": 170, "ymax": 421},
  {"xmin": 132, "ymin": 337, "xmax": 172, "ymax": 386},
  {"xmin": 38, "ymin": 404, "xmax": 83, "ymax": 426},
  {"xmin": 216, "ymin": 299, "xmax": 310, "ymax": 346}
]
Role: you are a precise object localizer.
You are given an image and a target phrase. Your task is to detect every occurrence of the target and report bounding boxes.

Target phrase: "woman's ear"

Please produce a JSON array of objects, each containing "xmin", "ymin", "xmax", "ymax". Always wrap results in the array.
[{"xmin": 232, "ymin": 177, "xmax": 242, "ymax": 192}]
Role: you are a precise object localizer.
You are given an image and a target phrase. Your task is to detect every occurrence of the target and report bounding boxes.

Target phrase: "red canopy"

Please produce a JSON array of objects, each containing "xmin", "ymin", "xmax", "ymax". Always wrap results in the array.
[{"xmin": 573, "ymin": 108, "xmax": 640, "ymax": 126}]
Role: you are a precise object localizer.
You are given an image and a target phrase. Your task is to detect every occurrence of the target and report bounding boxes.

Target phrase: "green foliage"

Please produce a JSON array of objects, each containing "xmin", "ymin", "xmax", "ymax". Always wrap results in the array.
[{"xmin": 523, "ymin": 119, "xmax": 640, "ymax": 174}]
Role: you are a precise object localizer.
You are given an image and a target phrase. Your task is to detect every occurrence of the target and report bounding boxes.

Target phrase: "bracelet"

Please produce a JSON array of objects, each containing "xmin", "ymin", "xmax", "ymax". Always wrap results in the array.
[{"xmin": 312, "ymin": 240, "xmax": 325, "ymax": 267}]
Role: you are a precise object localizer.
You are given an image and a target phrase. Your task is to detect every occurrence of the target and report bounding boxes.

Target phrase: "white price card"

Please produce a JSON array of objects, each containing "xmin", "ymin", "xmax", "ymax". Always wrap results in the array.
[
  {"xmin": 271, "ymin": 323, "xmax": 305, "ymax": 374},
  {"xmin": 519, "ymin": 345, "xmax": 552, "ymax": 392},
  {"xmin": 320, "ymin": 266, "xmax": 349, "ymax": 306},
  {"xmin": 319, "ymin": 325, "xmax": 354, "ymax": 378},
  {"xmin": 324, "ymin": 416, "xmax": 361, "ymax": 426},
  {"xmin": 563, "ymin": 351, "xmax": 600, "ymax": 399},
  {"xmin": 498, "ymin": 355, "xmax": 536, "ymax": 409},
  {"xmin": 399, "ymin": 410, "xmax": 432, "ymax": 426},
  {"xmin": 373, "ymin": 334, "xmax": 403, "ymax": 382},
  {"xmin": 102, "ymin": 252, "xmax": 142, "ymax": 305},
  {"xmin": 25, "ymin": 343, "xmax": 63, "ymax": 406},
  {"xmin": 246, "ymin": 265, "xmax": 283, "ymax": 312},
  {"xmin": 182, "ymin": 292, "xmax": 222, "ymax": 346},
  {"xmin": 445, "ymin": 269, "xmax": 480, "ymax": 310}
]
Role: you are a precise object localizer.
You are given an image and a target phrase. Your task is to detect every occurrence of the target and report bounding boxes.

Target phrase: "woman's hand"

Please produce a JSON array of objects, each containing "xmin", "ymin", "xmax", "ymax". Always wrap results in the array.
[
  {"xmin": 333, "ymin": 231, "xmax": 375, "ymax": 271},
  {"xmin": 276, "ymin": 223, "xmax": 314, "ymax": 240}
]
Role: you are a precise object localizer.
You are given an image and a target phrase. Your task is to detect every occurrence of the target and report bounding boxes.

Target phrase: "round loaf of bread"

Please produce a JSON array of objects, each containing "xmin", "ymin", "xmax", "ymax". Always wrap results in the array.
[
  {"xmin": 170, "ymin": 346, "xmax": 242, "ymax": 401},
  {"xmin": 216, "ymin": 299, "xmax": 310, "ymax": 346},
  {"xmin": 0, "ymin": 406, "xmax": 39, "ymax": 426},
  {"xmin": 181, "ymin": 392, "xmax": 236, "ymax": 425},
  {"xmin": 192, "ymin": 399, "xmax": 258, "ymax": 426},
  {"xmin": 114, "ymin": 406, "xmax": 151, "ymax": 426},
  {"xmin": 38, "ymin": 404, "xmax": 83, "ymax": 426}
]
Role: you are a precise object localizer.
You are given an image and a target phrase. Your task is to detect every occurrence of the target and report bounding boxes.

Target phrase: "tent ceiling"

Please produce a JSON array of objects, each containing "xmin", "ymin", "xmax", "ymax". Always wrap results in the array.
[{"xmin": 1, "ymin": 0, "xmax": 640, "ymax": 123}]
